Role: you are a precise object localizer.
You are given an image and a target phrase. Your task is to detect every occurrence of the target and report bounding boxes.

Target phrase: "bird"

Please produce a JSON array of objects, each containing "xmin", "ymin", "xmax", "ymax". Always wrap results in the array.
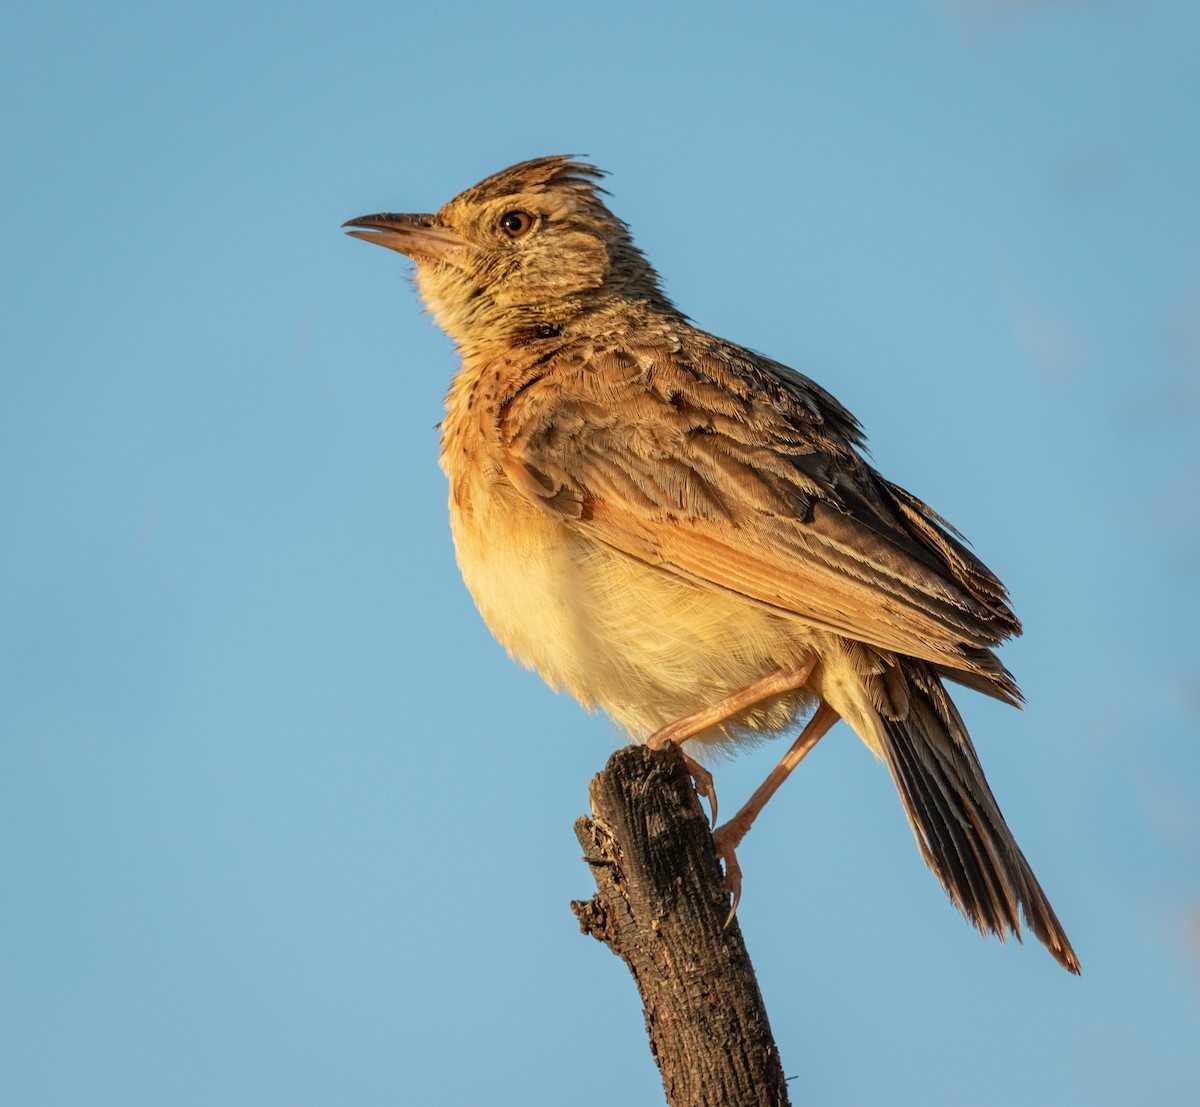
[{"xmin": 344, "ymin": 155, "xmax": 1080, "ymax": 973}]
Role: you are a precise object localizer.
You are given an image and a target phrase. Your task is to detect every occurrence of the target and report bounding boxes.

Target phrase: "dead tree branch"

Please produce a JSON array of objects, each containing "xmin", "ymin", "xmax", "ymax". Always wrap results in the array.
[{"xmin": 572, "ymin": 743, "xmax": 791, "ymax": 1107}]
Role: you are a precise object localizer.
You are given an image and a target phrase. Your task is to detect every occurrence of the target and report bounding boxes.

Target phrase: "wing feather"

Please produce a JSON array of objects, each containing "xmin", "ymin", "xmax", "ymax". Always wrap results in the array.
[{"xmin": 498, "ymin": 330, "xmax": 1021, "ymax": 699}]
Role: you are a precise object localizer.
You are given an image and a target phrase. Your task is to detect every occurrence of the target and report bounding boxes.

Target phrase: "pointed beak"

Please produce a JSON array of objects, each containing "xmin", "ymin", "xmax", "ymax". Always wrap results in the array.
[{"xmin": 342, "ymin": 212, "xmax": 471, "ymax": 262}]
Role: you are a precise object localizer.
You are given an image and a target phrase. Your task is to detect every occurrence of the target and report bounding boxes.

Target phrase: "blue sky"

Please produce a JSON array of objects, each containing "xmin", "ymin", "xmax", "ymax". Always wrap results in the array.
[{"xmin": 2, "ymin": 2, "xmax": 1198, "ymax": 1104}]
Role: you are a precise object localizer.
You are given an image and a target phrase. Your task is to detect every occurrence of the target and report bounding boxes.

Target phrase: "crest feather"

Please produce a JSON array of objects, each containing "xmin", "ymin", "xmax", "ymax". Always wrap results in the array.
[{"xmin": 453, "ymin": 155, "xmax": 609, "ymax": 206}]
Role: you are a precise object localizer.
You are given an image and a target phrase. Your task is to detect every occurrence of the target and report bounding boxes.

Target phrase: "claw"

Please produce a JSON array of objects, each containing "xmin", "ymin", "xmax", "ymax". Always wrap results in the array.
[
  {"xmin": 713, "ymin": 823, "xmax": 743, "ymax": 927},
  {"xmin": 680, "ymin": 750, "xmax": 718, "ymax": 826}
]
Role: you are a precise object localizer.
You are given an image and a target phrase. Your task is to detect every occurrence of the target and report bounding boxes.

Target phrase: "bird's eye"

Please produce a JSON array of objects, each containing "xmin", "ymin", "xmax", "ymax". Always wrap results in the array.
[{"xmin": 499, "ymin": 211, "xmax": 535, "ymax": 238}]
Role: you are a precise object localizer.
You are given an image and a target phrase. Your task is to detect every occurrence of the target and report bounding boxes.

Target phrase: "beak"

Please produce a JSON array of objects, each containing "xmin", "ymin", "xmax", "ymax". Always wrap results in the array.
[{"xmin": 342, "ymin": 212, "xmax": 471, "ymax": 262}]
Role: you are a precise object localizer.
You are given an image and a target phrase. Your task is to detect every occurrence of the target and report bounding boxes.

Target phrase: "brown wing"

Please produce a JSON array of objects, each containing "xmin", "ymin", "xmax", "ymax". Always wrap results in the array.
[{"xmin": 496, "ymin": 329, "xmax": 1021, "ymax": 701}]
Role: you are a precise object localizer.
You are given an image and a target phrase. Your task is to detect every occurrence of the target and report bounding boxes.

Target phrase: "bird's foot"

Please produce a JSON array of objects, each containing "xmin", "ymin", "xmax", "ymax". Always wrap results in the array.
[
  {"xmin": 647, "ymin": 728, "xmax": 719, "ymax": 825},
  {"xmin": 712, "ymin": 820, "xmax": 746, "ymax": 927},
  {"xmin": 678, "ymin": 750, "xmax": 718, "ymax": 826}
]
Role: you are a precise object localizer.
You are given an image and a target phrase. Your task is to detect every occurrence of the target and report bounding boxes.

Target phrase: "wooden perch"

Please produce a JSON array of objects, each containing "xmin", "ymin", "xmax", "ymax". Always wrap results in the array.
[{"xmin": 571, "ymin": 743, "xmax": 791, "ymax": 1107}]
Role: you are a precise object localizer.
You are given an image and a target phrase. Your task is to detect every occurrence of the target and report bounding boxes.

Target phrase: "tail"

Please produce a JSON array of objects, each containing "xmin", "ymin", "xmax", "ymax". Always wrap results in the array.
[{"xmin": 835, "ymin": 651, "xmax": 1080, "ymax": 973}]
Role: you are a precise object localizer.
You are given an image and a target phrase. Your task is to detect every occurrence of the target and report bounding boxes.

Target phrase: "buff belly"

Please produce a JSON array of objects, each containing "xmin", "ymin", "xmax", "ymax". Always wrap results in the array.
[{"xmin": 448, "ymin": 482, "xmax": 820, "ymax": 753}]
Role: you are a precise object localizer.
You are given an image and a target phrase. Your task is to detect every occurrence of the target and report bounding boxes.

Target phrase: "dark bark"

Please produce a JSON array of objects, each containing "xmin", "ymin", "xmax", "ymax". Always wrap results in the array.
[{"xmin": 571, "ymin": 744, "xmax": 791, "ymax": 1107}]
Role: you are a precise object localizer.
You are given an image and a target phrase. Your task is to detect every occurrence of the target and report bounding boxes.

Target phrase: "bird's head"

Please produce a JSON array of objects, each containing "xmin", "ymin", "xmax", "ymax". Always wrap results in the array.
[{"xmin": 344, "ymin": 156, "xmax": 676, "ymax": 351}]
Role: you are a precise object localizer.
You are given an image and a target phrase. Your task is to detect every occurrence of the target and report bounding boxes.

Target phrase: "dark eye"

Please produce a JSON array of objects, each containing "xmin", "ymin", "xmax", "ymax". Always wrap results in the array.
[{"xmin": 499, "ymin": 210, "xmax": 534, "ymax": 238}]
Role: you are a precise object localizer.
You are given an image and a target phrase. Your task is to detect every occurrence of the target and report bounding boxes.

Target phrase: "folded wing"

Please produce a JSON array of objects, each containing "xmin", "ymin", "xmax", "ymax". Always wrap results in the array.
[{"xmin": 497, "ymin": 331, "xmax": 1022, "ymax": 702}]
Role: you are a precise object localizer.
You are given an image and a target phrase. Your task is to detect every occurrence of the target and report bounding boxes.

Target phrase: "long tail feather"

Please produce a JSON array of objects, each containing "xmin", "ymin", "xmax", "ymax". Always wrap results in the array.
[{"xmin": 847, "ymin": 653, "xmax": 1080, "ymax": 973}]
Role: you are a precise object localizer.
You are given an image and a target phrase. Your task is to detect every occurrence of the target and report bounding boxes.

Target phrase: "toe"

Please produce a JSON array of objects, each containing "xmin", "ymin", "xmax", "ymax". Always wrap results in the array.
[
  {"xmin": 713, "ymin": 827, "xmax": 743, "ymax": 927},
  {"xmin": 680, "ymin": 752, "xmax": 718, "ymax": 825}
]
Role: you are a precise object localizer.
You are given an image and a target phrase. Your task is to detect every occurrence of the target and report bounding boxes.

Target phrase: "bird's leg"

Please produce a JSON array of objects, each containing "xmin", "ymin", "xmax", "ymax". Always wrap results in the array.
[
  {"xmin": 713, "ymin": 700, "xmax": 841, "ymax": 923},
  {"xmin": 647, "ymin": 655, "xmax": 818, "ymax": 825}
]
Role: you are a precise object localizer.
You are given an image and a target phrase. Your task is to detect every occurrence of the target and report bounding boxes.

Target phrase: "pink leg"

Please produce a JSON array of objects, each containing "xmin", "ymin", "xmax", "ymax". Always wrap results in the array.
[
  {"xmin": 713, "ymin": 701, "xmax": 841, "ymax": 923},
  {"xmin": 646, "ymin": 656, "xmax": 819, "ymax": 825}
]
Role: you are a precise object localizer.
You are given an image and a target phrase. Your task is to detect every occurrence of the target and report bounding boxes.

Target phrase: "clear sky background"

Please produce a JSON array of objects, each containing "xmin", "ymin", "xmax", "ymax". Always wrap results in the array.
[{"xmin": 3, "ymin": 2, "xmax": 1198, "ymax": 1104}]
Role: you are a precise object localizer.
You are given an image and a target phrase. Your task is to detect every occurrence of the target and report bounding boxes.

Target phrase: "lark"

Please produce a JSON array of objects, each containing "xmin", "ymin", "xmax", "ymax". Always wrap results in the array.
[{"xmin": 345, "ymin": 156, "xmax": 1078, "ymax": 972}]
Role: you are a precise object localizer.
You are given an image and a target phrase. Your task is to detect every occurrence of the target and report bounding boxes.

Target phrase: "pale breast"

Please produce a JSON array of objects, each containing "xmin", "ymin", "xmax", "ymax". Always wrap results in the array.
[{"xmin": 447, "ymin": 472, "xmax": 818, "ymax": 753}]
